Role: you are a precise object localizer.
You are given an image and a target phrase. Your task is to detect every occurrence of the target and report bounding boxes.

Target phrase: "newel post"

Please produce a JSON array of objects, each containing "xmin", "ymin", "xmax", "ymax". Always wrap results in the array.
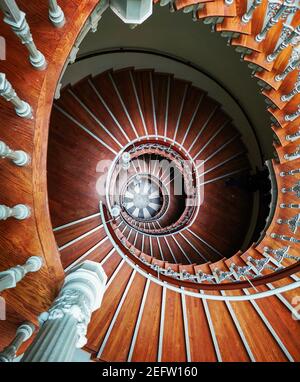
[{"xmin": 21, "ymin": 261, "xmax": 107, "ymax": 362}]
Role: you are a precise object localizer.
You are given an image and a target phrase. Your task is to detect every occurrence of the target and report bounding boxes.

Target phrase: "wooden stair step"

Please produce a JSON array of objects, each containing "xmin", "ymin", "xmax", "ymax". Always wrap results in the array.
[
  {"xmin": 166, "ymin": 78, "xmax": 191, "ymax": 141},
  {"xmin": 161, "ymin": 288, "xmax": 187, "ymax": 362},
  {"xmin": 55, "ymin": 89, "xmax": 120, "ymax": 152},
  {"xmin": 54, "ymin": 215, "xmax": 102, "ymax": 248},
  {"xmin": 111, "ymin": 68, "xmax": 148, "ymax": 138},
  {"xmin": 60, "ymin": 226, "xmax": 107, "ymax": 269},
  {"xmin": 100, "ymin": 272, "xmax": 147, "ymax": 362},
  {"xmin": 130, "ymin": 281, "xmax": 162, "ymax": 361},
  {"xmin": 132, "ymin": 69, "xmax": 157, "ymax": 137},
  {"xmin": 71, "ymin": 78, "xmax": 130, "ymax": 147},
  {"xmin": 91, "ymin": 70, "xmax": 138, "ymax": 141},
  {"xmin": 86, "ymin": 261, "xmax": 134, "ymax": 352},
  {"xmin": 152, "ymin": 72, "xmax": 173, "ymax": 138}
]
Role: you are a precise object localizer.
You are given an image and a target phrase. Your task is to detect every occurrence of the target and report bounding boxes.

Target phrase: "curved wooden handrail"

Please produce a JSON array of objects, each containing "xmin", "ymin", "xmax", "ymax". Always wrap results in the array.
[{"xmin": 0, "ymin": 0, "xmax": 99, "ymax": 333}]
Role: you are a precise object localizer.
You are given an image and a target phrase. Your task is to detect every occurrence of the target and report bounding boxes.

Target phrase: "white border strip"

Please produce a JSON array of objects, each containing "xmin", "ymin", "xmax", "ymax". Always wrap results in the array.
[
  {"xmin": 97, "ymin": 270, "xmax": 136, "ymax": 358},
  {"xmin": 157, "ymin": 286, "xmax": 166, "ymax": 362},
  {"xmin": 58, "ymin": 225, "xmax": 103, "ymax": 251},
  {"xmin": 127, "ymin": 278, "xmax": 151, "ymax": 362},
  {"xmin": 53, "ymin": 212, "xmax": 101, "ymax": 232}
]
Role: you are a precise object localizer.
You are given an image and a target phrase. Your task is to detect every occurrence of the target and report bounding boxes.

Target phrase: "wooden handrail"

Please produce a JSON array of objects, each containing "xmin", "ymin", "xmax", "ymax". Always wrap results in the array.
[{"xmin": 0, "ymin": 0, "xmax": 99, "ymax": 329}]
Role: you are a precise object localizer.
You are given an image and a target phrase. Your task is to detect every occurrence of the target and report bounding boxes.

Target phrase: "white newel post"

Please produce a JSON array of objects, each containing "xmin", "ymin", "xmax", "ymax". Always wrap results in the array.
[{"xmin": 21, "ymin": 261, "xmax": 107, "ymax": 362}]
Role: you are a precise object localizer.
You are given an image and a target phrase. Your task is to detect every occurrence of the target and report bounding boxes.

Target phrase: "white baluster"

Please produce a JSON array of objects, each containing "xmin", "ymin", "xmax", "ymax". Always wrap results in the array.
[
  {"xmin": 277, "ymin": 213, "xmax": 300, "ymax": 233},
  {"xmin": 268, "ymin": 24, "xmax": 300, "ymax": 62},
  {"xmin": 271, "ymin": 232, "xmax": 300, "ymax": 243},
  {"xmin": 284, "ymin": 146, "xmax": 300, "ymax": 161},
  {"xmin": 280, "ymin": 203, "xmax": 300, "ymax": 208},
  {"xmin": 286, "ymin": 130, "xmax": 300, "ymax": 142},
  {"xmin": 0, "ymin": 141, "xmax": 30, "ymax": 166},
  {"xmin": 275, "ymin": 46, "xmax": 300, "ymax": 82},
  {"xmin": 264, "ymin": 245, "xmax": 300, "ymax": 262},
  {"xmin": 0, "ymin": 0, "xmax": 46, "ymax": 70},
  {"xmin": 282, "ymin": 180, "xmax": 300, "ymax": 197},
  {"xmin": 284, "ymin": 105, "xmax": 300, "ymax": 122},
  {"xmin": 111, "ymin": 204, "xmax": 121, "ymax": 218},
  {"xmin": 281, "ymin": 82, "xmax": 300, "ymax": 102},
  {"xmin": 256, "ymin": 0, "xmax": 298, "ymax": 42},
  {"xmin": 121, "ymin": 152, "xmax": 131, "ymax": 170},
  {"xmin": 160, "ymin": 0, "xmax": 174, "ymax": 7},
  {"xmin": 242, "ymin": 0, "xmax": 263, "ymax": 24},
  {"xmin": 0, "ymin": 256, "xmax": 43, "ymax": 293},
  {"xmin": 280, "ymin": 168, "xmax": 300, "ymax": 176},
  {"xmin": 48, "ymin": 0, "xmax": 65, "ymax": 28},
  {"xmin": 0, "ymin": 322, "xmax": 35, "ymax": 362},
  {"xmin": 0, "ymin": 204, "xmax": 31, "ymax": 220},
  {"xmin": 0, "ymin": 73, "xmax": 32, "ymax": 119}
]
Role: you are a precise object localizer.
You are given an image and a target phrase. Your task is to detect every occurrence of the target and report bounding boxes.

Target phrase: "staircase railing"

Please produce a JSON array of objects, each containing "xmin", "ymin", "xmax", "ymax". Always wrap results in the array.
[{"xmin": 100, "ymin": 201, "xmax": 300, "ymax": 299}]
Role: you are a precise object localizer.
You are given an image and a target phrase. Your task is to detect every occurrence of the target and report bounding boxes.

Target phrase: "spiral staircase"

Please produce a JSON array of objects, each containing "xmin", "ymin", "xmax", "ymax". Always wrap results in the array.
[{"xmin": 0, "ymin": 0, "xmax": 300, "ymax": 362}]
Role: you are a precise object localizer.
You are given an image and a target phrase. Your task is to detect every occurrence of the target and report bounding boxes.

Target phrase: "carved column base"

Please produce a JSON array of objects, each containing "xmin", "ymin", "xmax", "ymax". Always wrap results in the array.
[{"xmin": 22, "ymin": 261, "xmax": 107, "ymax": 362}]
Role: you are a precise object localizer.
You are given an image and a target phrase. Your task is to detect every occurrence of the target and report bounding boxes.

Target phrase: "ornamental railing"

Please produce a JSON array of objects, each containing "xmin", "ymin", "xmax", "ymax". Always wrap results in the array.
[{"xmin": 100, "ymin": 201, "xmax": 300, "ymax": 299}]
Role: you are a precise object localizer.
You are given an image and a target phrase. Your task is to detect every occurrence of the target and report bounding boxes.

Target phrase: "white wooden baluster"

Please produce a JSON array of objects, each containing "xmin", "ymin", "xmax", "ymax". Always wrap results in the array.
[
  {"xmin": 271, "ymin": 232, "xmax": 300, "ymax": 243},
  {"xmin": 242, "ymin": 0, "xmax": 263, "ymax": 24},
  {"xmin": 275, "ymin": 46, "xmax": 300, "ymax": 82},
  {"xmin": 256, "ymin": 0, "xmax": 298, "ymax": 42},
  {"xmin": 21, "ymin": 261, "xmax": 107, "ymax": 362},
  {"xmin": 0, "ymin": 256, "xmax": 43, "ymax": 293},
  {"xmin": 280, "ymin": 168, "xmax": 300, "ymax": 176},
  {"xmin": 284, "ymin": 146, "xmax": 300, "ymax": 161},
  {"xmin": 284, "ymin": 105, "xmax": 300, "ymax": 122},
  {"xmin": 0, "ymin": 140, "xmax": 30, "ymax": 166},
  {"xmin": 264, "ymin": 246, "xmax": 300, "ymax": 263},
  {"xmin": 0, "ymin": 204, "xmax": 31, "ymax": 220},
  {"xmin": 277, "ymin": 213, "xmax": 300, "ymax": 233},
  {"xmin": 282, "ymin": 181, "xmax": 300, "ymax": 197},
  {"xmin": 281, "ymin": 80, "xmax": 300, "ymax": 102},
  {"xmin": 0, "ymin": 322, "xmax": 35, "ymax": 362},
  {"xmin": 286, "ymin": 129, "xmax": 300, "ymax": 142},
  {"xmin": 0, "ymin": 0, "xmax": 46, "ymax": 69},
  {"xmin": 267, "ymin": 24, "xmax": 300, "ymax": 62},
  {"xmin": 0, "ymin": 73, "xmax": 32, "ymax": 119},
  {"xmin": 280, "ymin": 203, "xmax": 300, "ymax": 208},
  {"xmin": 48, "ymin": 0, "xmax": 65, "ymax": 27},
  {"xmin": 121, "ymin": 152, "xmax": 131, "ymax": 170}
]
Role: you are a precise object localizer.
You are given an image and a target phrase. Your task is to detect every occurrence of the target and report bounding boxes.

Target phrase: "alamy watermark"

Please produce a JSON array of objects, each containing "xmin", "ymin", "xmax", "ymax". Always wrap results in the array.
[
  {"xmin": 96, "ymin": 158, "xmax": 205, "ymax": 207},
  {"xmin": 0, "ymin": 296, "xmax": 6, "ymax": 320},
  {"xmin": 0, "ymin": 36, "xmax": 6, "ymax": 61},
  {"xmin": 292, "ymin": 296, "xmax": 300, "ymax": 320}
]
